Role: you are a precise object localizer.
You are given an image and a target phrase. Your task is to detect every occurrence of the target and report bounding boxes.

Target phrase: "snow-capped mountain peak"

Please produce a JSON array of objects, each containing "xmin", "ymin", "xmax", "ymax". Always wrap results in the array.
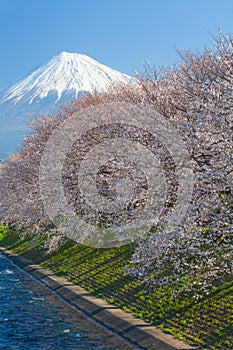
[
  {"xmin": 0, "ymin": 52, "xmax": 133, "ymax": 105},
  {"xmin": 0, "ymin": 52, "xmax": 134, "ymax": 159}
]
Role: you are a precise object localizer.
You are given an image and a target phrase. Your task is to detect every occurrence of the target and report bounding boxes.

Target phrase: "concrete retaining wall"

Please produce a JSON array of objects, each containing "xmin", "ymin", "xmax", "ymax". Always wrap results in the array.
[{"xmin": 0, "ymin": 247, "xmax": 199, "ymax": 350}]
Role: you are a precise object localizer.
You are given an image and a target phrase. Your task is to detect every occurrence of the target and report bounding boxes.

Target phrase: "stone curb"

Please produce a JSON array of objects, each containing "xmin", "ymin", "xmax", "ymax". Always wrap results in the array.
[{"xmin": 0, "ymin": 247, "xmax": 199, "ymax": 350}]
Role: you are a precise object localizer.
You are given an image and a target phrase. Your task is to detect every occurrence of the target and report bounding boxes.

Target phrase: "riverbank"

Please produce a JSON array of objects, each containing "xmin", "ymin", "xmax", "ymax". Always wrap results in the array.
[
  {"xmin": 0, "ymin": 229, "xmax": 232, "ymax": 349},
  {"xmin": 0, "ymin": 251, "xmax": 137, "ymax": 350},
  {"xmin": 0, "ymin": 246, "xmax": 197, "ymax": 350}
]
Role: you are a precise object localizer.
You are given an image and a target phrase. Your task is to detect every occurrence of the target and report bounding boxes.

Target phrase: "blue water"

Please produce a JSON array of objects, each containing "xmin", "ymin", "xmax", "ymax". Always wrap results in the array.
[{"xmin": 0, "ymin": 253, "xmax": 135, "ymax": 349}]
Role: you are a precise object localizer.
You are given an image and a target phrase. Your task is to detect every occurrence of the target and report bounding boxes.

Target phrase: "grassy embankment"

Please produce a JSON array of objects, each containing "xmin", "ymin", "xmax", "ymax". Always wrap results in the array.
[{"xmin": 0, "ymin": 226, "xmax": 232, "ymax": 350}]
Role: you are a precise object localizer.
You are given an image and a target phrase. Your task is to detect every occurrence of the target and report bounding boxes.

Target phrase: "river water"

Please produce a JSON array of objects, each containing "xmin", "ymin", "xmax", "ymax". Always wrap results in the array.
[{"xmin": 0, "ymin": 253, "xmax": 135, "ymax": 349}]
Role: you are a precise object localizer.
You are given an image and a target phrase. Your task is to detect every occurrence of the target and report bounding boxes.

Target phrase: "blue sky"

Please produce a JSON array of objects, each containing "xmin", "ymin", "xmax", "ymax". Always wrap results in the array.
[{"xmin": 1, "ymin": 0, "xmax": 233, "ymax": 89}]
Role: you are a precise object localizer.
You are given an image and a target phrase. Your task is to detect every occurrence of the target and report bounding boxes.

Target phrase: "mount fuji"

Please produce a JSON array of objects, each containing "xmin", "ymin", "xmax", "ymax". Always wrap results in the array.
[{"xmin": 0, "ymin": 52, "xmax": 133, "ymax": 159}]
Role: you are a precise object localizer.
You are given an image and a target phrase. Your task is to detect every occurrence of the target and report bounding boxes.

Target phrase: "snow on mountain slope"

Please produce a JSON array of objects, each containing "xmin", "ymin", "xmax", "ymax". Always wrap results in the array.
[
  {"xmin": 0, "ymin": 52, "xmax": 134, "ymax": 159},
  {"xmin": 0, "ymin": 52, "xmax": 133, "ymax": 106}
]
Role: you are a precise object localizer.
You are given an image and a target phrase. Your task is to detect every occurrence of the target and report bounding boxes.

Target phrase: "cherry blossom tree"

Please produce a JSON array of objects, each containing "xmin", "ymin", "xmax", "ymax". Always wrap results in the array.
[{"xmin": 128, "ymin": 32, "xmax": 233, "ymax": 295}]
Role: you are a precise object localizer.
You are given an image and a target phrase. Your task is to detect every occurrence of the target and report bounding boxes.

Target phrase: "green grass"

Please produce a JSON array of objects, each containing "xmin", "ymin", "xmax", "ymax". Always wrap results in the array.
[
  {"xmin": 0, "ymin": 229, "xmax": 232, "ymax": 350},
  {"xmin": 0, "ymin": 225, "xmax": 9, "ymax": 240}
]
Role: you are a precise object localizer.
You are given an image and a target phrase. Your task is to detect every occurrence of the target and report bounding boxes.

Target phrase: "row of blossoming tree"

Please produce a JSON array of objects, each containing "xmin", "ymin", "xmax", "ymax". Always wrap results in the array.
[{"xmin": 0, "ymin": 32, "xmax": 232, "ymax": 297}]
